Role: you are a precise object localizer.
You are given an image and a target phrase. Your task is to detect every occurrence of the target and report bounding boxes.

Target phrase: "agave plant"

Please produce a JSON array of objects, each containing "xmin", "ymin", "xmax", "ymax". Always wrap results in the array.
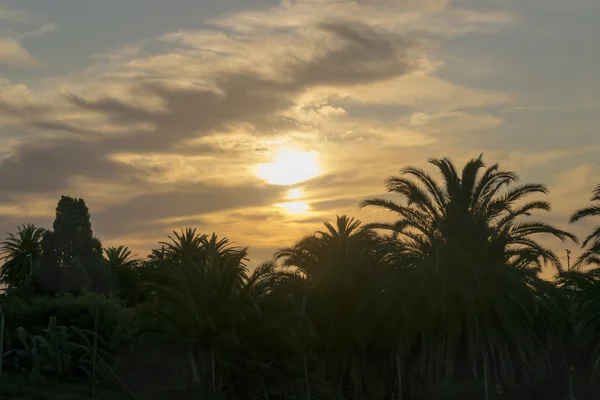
[{"xmin": 4, "ymin": 316, "xmax": 111, "ymax": 383}]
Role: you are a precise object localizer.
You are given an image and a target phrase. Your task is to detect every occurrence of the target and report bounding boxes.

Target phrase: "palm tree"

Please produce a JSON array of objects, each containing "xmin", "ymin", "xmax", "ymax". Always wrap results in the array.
[
  {"xmin": 276, "ymin": 216, "xmax": 390, "ymax": 398},
  {"xmin": 361, "ymin": 155, "xmax": 576, "ymax": 272},
  {"xmin": 276, "ymin": 215, "xmax": 386, "ymax": 284},
  {"xmin": 139, "ymin": 229, "xmax": 265, "ymax": 397},
  {"xmin": 360, "ymin": 155, "xmax": 576, "ymax": 392},
  {"xmin": 0, "ymin": 224, "xmax": 46, "ymax": 289},
  {"xmin": 103, "ymin": 245, "xmax": 140, "ymax": 303},
  {"xmin": 160, "ymin": 227, "xmax": 207, "ymax": 262},
  {"xmin": 563, "ymin": 183, "xmax": 600, "ymax": 383},
  {"xmin": 104, "ymin": 245, "xmax": 139, "ymax": 269},
  {"xmin": 570, "ymin": 183, "xmax": 600, "ymax": 267}
]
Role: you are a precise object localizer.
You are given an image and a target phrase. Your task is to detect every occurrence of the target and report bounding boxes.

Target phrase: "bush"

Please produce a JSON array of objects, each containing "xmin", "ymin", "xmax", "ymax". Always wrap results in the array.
[{"xmin": 0, "ymin": 292, "xmax": 132, "ymax": 349}]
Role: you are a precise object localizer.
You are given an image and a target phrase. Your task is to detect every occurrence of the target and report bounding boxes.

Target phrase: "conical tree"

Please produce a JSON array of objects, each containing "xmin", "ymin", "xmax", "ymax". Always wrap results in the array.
[{"xmin": 39, "ymin": 196, "xmax": 108, "ymax": 294}]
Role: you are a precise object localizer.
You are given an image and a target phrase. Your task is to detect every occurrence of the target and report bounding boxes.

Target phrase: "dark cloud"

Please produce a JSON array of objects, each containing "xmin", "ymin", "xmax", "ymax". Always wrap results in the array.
[
  {"xmin": 92, "ymin": 182, "xmax": 287, "ymax": 238},
  {"xmin": 0, "ymin": 139, "xmax": 143, "ymax": 195},
  {"xmin": 288, "ymin": 21, "xmax": 418, "ymax": 87},
  {"xmin": 0, "ymin": 214, "xmax": 54, "ymax": 242},
  {"xmin": 65, "ymin": 75, "xmax": 293, "ymax": 153},
  {"xmin": 311, "ymin": 197, "xmax": 359, "ymax": 211}
]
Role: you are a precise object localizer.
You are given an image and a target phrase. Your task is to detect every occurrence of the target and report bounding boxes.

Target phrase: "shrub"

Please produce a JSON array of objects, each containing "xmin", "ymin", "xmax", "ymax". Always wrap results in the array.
[{"xmin": 0, "ymin": 293, "xmax": 132, "ymax": 350}]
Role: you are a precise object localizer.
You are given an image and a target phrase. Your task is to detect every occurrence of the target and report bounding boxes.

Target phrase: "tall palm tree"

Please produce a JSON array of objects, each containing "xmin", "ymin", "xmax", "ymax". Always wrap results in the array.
[
  {"xmin": 276, "ymin": 216, "xmax": 390, "ymax": 398},
  {"xmin": 139, "ymin": 229, "xmax": 262, "ymax": 397},
  {"xmin": 564, "ymin": 183, "xmax": 600, "ymax": 383},
  {"xmin": 360, "ymin": 155, "xmax": 576, "ymax": 391},
  {"xmin": 0, "ymin": 224, "xmax": 46, "ymax": 289},
  {"xmin": 570, "ymin": 183, "xmax": 600, "ymax": 267}
]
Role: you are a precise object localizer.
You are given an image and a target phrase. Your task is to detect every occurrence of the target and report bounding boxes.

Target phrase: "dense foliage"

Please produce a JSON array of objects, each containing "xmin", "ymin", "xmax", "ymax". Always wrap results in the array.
[{"xmin": 1, "ymin": 156, "xmax": 599, "ymax": 400}]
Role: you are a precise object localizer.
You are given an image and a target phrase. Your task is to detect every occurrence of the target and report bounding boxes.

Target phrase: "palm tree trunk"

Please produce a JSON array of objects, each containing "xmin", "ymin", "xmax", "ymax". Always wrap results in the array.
[
  {"xmin": 396, "ymin": 350, "xmax": 403, "ymax": 400},
  {"xmin": 211, "ymin": 347, "xmax": 216, "ymax": 395},
  {"xmin": 188, "ymin": 346, "xmax": 200, "ymax": 385},
  {"xmin": 301, "ymin": 279, "xmax": 311, "ymax": 400},
  {"xmin": 568, "ymin": 365, "xmax": 575, "ymax": 400},
  {"xmin": 353, "ymin": 357, "xmax": 360, "ymax": 400},
  {"xmin": 484, "ymin": 353, "xmax": 490, "ymax": 400},
  {"xmin": 0, "ymin": 306, "xmax": 4, "ymax": 379},
  {"xmin": 303, "ymin": 351, "xmax": 311, "ymax": 400},
  {"xmin": 92, "ymin": 306, "xmax": 99, "ymax": 400}
]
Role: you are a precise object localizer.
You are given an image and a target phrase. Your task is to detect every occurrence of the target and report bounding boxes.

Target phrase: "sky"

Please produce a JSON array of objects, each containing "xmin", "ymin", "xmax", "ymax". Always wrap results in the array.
[{"xmin": 0, "ymin": 0, "xmax": 599, "ymax": 275}]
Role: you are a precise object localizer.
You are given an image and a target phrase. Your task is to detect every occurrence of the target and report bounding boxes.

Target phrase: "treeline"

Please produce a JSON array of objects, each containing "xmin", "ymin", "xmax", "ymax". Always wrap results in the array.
[{"xmin": 0, "ymin": 155, "xmax": 599, "ymax": 400}]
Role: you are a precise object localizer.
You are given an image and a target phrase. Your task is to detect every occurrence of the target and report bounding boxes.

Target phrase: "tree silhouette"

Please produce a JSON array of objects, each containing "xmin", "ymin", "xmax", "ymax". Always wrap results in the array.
[
  {"xmin": 276, "ymin": 216, "xmax": 391, "ymax": 398},
  {"xmin": 0, "ymin": 224, "xmax": 46, "ymax": 290},
  {"xmin": 6, "ymin": 157, "xmax": 600, "ymax": 399},
  {"xmin": 361, "ymin": 155, "xmax": 575, "ymax": 390},
  {"xmin": 39, "ymin": 196, "xmax": 108, "ymax": 294},
  {"xmin": 570, "ymin": 183, "xmax": 600, "ymax": 267},
  {"xmin": 104, "ymin": 245, "xmax": 140, "ymax": 303},
  {"xmin": 138, "ymin": 229, "xmax": 274, "ymax": 396}
]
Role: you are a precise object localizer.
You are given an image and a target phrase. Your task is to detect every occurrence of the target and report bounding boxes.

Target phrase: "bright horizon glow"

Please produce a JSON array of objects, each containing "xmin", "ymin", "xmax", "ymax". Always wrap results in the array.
[
  {"xmin": 278, "ymin": 201, "xmax": 310, "ymax": 214},
  {"xmin": 255, "ymin": 148, "xmax": 321, "ymax": 185}
]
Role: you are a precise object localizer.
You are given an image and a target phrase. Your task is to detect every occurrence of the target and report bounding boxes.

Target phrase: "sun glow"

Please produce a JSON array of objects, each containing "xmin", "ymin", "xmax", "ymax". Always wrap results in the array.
[
  {"xmin": 287, "ymin": 188, "xmax": 303, "ymax": 199},
  {"xmin": 256, "ymin": 148, "xmax": 321, "ymax": 185},
  {"xmin": 278, "ymin": 201, "xmax": 310, "ymax": 214}
]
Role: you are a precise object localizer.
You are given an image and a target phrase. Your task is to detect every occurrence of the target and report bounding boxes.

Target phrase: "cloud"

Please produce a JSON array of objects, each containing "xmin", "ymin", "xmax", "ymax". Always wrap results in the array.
[
  {"xmin": 0, "ymin": 0, "xmax": 524, "ymax": 260},
  {"xmin": 0, "ymin": 15, "xmax": 429, "ymax": 190},
  {"xmin": 0, "ymin": 5, "xmax": 55, "ymax": 67},
  {"xmin": 0, "ymin": 5, "xmax": 29, "ymax": 23},
  {"xmin": 212, "ymin": 0, "xmax": 514, "ymax": 37},
  {"xmin": 329, "ymin": 74, "xmax": 512, "ymax": 110},
  {"xmin": 92, "ymin": 182, "xmax": 288, "ymax": 239},
  {"xmin": 0, "ymin": 139, "xmax": 144, "ymax": 195},
  {"xmin": 0, "ymin": 37, "xmax": 39, "ymax": 67}
]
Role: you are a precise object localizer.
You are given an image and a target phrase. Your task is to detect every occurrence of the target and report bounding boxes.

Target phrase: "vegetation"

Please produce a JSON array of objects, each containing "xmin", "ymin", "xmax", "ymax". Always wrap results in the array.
[{"xmin": 1, "ymin": 155, "xmax": 599, "ymax": 399}]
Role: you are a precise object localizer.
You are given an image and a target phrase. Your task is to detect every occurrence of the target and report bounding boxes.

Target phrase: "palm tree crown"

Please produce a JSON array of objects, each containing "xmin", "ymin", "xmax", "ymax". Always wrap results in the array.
[
  {"xmin": 570, "ymin": 183, "xmax": 600, "ymax": 267},
  {"xmin": 0, "ymin": 224, "xmax": 46, "ymax": 288},
  {"xmin": 361, "ymin": 155, "xmax": 577, "ymax": 272},
  {"xmin": 275, "ymin": 215, "xmax": 385, "ymax": 285}
]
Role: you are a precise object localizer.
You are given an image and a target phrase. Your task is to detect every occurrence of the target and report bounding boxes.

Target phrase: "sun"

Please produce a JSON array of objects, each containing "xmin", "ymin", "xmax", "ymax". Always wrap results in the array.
[
  {"xmin": 287, "ymin": 188, "xmax": 303, "ymax": 199},
  {"xmin": 255, "ymin": 148, "xmax": 321, "ymax": 185}
]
